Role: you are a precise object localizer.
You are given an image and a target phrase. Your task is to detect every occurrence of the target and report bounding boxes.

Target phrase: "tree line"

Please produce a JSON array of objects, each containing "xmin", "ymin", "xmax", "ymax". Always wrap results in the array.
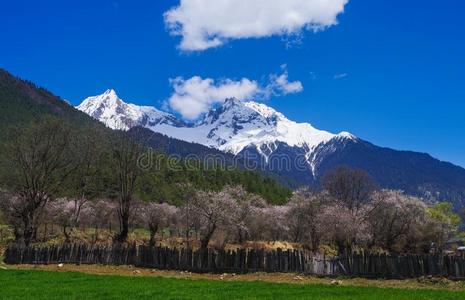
[
  {"xmin": 0, "ymin": 118, "xmax": 461, "ymax": 253},
  {"xmin": 0, "ymin": 117, "xmax": 290, "ymax": 246}
]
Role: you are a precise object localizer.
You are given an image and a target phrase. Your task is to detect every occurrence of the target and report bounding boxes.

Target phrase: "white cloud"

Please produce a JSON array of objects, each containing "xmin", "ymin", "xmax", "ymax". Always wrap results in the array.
[
  {"xmin": 168, "ymin": 76, "xmax": 259, "ymax": 120},
  {"xmin": 164, "ymin": 0, "xmax": 349, "ymax": 51},
  {"xmin": 268, "ymin": 71, "xmax": 303, "ymax": 95},
  {"xmin": 333, "ymin": 73, "xmax": 348, "ymax": 79},
  {"xmin": 168, "ymin": 68, "xmax": 303, "ymax": 119}
]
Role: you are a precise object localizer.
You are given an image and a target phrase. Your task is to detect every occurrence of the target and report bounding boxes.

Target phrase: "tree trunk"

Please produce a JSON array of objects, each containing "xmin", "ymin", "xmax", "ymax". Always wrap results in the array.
[
  {"xmin": 311, "ymin": 230, "xmax": 320, "ymax": 252},
  {"xmin": 200, "ymin": 237, "xmax": 210, "ymax": 250},
  {"xmin": 336, "ymin": 240, "xmax": 346, "ymax": 255},
  {"xmin": 237, "ymin": 227, "xmax": 249, "ymax": 244},
  {"xmin": 43, "ymin": 223, "xmax": 48, "ymax": 242},
  {"xmin": 63, "ymin": 225, "xmax": 71, "ymax": 244},
  {"xmin": 293, "ymin": 229, "xmax": 301, "ymax": 243},
  {"xmin": 200, "ymin": 225, "xmax": 216, "ymax": 250},
  {"xmin": 149, "ymin": 224, "xmax": 159, "ymax": 247},
  {"xmin": 116, "ymin": 194, "xmax": 131, "ymax": 243},
  {"xmin": 116, "ymin": 217, "xmax": 129, "ymax": 242},
  {"xmin": 237, "ymin": 227, "xmax": 244, "ymax": 244},
  {"xmin": 22, "ymin": 206, "xmax": 40, "ymax": 247},
  {"xmin": 23, "ymin": 225, "xmax": 35, "ymax": 247},
  {"xmin": 149, "ymin": 232, "xmax": 156, "ymax": 247}
]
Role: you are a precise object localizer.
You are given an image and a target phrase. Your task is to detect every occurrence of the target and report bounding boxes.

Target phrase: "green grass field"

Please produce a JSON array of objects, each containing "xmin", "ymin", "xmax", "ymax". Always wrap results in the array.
[{"xmin": 1, "ymin": 270, "xmax": 465, "ymax": 300}]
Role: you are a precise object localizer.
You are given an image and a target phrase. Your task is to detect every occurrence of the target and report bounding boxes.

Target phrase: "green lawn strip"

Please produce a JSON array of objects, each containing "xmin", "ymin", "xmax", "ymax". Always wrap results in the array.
[{"xmin": 1, "ymin": 269, "xmax": 464, "ymax": 300}]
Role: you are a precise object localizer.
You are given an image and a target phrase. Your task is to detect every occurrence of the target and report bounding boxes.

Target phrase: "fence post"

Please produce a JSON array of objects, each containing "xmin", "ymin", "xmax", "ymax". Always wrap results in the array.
[{"xmin": 5, "ymin": 244, "xmax": 465, "ymax": 278}]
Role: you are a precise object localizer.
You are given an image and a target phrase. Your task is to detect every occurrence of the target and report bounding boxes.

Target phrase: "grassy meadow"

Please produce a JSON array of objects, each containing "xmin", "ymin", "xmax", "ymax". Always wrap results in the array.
[{"xmin": 1, "ymin": 268, "xmax": 465, "ymax": 300}]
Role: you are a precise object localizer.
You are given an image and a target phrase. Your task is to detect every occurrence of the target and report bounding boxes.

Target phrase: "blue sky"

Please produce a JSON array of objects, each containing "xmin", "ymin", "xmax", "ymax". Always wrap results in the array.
[{"xmin": 1, "ymin": 0, "xmax": 464, "ymax": 167}]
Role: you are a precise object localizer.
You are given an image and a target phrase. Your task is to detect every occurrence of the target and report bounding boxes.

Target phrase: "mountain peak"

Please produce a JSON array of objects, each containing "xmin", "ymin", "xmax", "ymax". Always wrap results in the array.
[
  {"xmin": 77, "ymin": 89, "xmax": 121, "ymax": 110},
  {"xmin": 223, "ymin": 97, "xmax": 242, "ymax": 107},
  {"xmin": 243, "ymin": 101, "xmax": 281, "ymax": 119},
  {"xmin": 219, "ymin": 98, "xmax": 277, "ymax": 116},
  {"xmin": 185, "ymin": 98, "xmax": 345, "ymax": 156},
  {"xmin": 77, "ymin": 90, "xmax": 184, "ymax": 130},
  {"xmin": 336, "ymin": 131, "xmax": 357, "ymax": 140},
  {"xmin": 103, "ymin": 88, "xmax": 117, "ymax": 97},
  {"xmin": 77, "ymin": 92, "xmax": 357, "ymax": 163}
]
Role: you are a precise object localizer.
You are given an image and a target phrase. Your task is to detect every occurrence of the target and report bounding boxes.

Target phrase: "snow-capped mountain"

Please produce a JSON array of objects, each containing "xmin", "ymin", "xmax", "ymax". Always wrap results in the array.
[
  {"xmin": 75, "ymin": 89, "xmax": 465, "ymax": 206},
  {"xmin": 77, "ymin": 90, "xmax": 356, "ymax": 174},
  {"xmin": 3, "ymin": 68, "xmax": 465, "ymax": 208},
  {"xmin": 77, "ymin": 89, "xmax": 186, "ymax": 130}
]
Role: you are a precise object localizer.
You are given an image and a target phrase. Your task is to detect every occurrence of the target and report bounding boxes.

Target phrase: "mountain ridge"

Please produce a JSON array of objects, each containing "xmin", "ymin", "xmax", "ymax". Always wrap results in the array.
[
  {"xmin": 77, "ymin": 89, "xmax": 188, "ymax": 130},
  {"xmin": 0, "ymin": 68, "xmax": 293, "ymax": 204},
  {"xmin": 77, "ymin": 89, "xmax": 465, "ymax": 206},
  {"xmin": 76, "ymin": 90, "xmax": 356, "ymax": 170}
]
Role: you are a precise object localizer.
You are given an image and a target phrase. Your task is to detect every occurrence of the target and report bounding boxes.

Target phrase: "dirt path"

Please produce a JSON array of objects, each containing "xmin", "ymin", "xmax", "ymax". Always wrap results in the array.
[{"xmin": 5, "ymin": 263, "xmax": 465, "ymax": 291}]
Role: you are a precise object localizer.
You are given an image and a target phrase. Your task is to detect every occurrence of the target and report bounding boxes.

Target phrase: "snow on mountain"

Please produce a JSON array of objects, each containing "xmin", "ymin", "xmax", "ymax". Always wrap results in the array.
[
  {"xmin": 76, "ymin": 89, "xmax": 185, "ymax": 130},
  {"xmin": 77, "ymin": 91, "xmax": 356, "ymax": 168}
]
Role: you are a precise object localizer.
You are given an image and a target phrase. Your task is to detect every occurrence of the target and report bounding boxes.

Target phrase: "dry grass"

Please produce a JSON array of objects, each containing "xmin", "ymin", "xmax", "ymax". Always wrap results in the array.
[
  {"xmin": 226, "ymin": 240, "xmax": 303, "ymax": 250},
  {"xmin": 7, "ymin": 263, "xmax": 465, "ymax": 291},
  {"xmin": 2, "ymin": 218, "xmax": 337, "ymax": 254},
  {"xmin": 0, "ymin": 224, "xmax": 14, "ymax": 258},
  {"xmin": 21, "ymin": 225, "xmax": 311, "ymax": 252}
]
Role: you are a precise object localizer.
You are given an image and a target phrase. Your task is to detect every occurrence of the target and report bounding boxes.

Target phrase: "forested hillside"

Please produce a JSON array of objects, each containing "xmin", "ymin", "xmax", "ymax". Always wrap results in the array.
[
  {"xmin": 0, "ymin": 69, "xmax": 291, "ymax": 205},
  {"xmin": 0, "ymin": 69, "xmax": 98, "ymax": 131}
]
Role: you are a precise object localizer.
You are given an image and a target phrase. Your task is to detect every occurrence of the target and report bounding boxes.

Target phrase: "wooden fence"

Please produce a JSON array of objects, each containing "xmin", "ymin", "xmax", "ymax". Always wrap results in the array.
[
  {"xmin": 4, "ymin": 244, "xmax": 336, "ymax": 275},
  {"xmin": 5, "ymin": 244, "xmax": 465, "ymax": 279},
  {"xmin": 337, "ymin": 252, "xmax": 465, "ymax": 279}
]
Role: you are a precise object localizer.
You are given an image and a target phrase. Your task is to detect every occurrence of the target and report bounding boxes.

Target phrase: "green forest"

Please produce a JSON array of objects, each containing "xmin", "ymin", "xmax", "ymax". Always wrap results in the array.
[{"xmin": 0, "ymin": 69, "xmax": 291, "ymax": 206}]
